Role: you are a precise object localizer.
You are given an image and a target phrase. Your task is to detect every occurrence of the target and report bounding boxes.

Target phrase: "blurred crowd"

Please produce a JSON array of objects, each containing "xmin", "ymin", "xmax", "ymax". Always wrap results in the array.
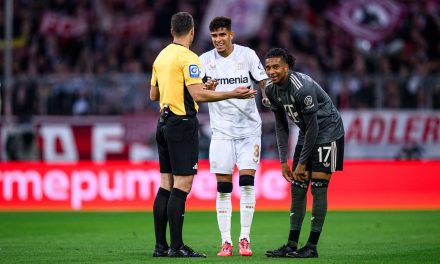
[
  {"xmin": 256, "ymin": 0, "xmax": 440, "ymax": 110},
  {"xmin": 1, "ymin": 0, "xmax": 438, "ymax": 161},
  {"xmin": 0, "ymin": 0, "xmax": 439, "ymax": 120}
]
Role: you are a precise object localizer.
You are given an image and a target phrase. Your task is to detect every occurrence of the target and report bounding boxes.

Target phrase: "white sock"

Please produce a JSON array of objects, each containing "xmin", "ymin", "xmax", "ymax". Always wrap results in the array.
[
  {"xmin": 239, "ymin": 185, "xmax": 255, "ymax": 242},
  {"xmin": 216, "ymin": 192, "xmax": 232, "ymax": 245}
]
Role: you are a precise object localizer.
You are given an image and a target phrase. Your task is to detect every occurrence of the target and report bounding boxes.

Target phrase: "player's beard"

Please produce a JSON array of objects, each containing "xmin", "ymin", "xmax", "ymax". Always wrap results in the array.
[
  {"xmin": 216, "ymin": 47, "xmax": 226, "ymax": 56},
  {"xmin": 216, "ymin": 42, "xmax": 232, "ymax": 57}
]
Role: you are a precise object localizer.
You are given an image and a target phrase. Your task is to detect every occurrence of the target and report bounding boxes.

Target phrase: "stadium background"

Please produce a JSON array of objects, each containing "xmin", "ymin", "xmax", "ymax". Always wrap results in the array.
[{"xmin": 0, "ymin": 0, "xmax": 439, "ymax": 263}]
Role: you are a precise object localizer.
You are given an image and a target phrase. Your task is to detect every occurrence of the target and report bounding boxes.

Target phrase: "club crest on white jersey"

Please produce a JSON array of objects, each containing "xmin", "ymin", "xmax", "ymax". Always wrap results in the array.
[{"xmin": 200, "ymin": 44, "xmax": 268, "ymax": 139}]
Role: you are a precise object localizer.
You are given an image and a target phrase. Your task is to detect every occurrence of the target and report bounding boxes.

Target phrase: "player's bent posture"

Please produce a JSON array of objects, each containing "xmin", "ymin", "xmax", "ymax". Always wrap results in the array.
[
  {"xmin": 199, "ymin": 16, "xmax": 268, "ymax": 257},
  {"xmin": 263, "ymin": 48, "xmax": 344, "ymax": 258},
  {"xmin": 150, "ymin": 12, "xmax": 256, "ymax": 258}
]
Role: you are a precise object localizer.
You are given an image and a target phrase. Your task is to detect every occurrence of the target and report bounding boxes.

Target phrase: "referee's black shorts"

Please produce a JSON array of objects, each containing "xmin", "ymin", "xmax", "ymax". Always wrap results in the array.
[
  {"xmin": 293, "ymin": 136, "xmax": 344, "ymax": 174},
  {"xmin": 156, "ymin": 114, "xmax": 199, "ymax": 175}
]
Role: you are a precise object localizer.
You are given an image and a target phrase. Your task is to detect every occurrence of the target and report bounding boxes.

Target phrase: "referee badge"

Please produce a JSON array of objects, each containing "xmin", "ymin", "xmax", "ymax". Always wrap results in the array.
[{"xmin": 189, "ymin": 64, "xmax": 200, "ymax": 78}]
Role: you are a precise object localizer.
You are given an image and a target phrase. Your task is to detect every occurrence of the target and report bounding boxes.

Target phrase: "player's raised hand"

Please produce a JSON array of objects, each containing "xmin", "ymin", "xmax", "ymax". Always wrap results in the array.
[
  {"xmin": 281, "ymin": 162, "xmax": 293, "ymax": 182},
  {"xmin": 204, "ymin": 79, "xmax": 218, "ymax": 91},
  {"xmin": 232, "ymin": 87, "xmax": 256, "ymax": 99}
]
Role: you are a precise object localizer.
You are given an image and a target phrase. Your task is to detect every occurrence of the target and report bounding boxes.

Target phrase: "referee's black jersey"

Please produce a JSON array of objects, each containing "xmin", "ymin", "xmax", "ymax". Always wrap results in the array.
[
  {"xmin": 266, "ymin": 71, "xmax": 344, "ymax": 145},
  {"xmin": 151, "ymin": 43, "xmax": 203, "ymax": 116}
]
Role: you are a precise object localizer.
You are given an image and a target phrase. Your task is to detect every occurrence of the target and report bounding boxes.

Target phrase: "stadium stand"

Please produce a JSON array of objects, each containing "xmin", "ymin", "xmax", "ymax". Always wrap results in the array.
[{"xmin": 0, "ymin": 0, "xmax": 439, "ymax": 160}]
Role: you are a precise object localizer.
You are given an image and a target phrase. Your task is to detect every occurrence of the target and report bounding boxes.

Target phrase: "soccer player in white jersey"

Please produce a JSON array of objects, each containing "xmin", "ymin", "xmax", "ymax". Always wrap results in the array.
[{"xmin": 199, "ymin": 16, "xmax": 268, "ymax": 257}]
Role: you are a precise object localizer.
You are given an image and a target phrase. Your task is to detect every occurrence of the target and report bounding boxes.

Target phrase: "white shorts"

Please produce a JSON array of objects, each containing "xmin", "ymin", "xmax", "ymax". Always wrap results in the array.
[{"xmin": 209, "ymin": 136, "xmax": 261, "ymax": 174}]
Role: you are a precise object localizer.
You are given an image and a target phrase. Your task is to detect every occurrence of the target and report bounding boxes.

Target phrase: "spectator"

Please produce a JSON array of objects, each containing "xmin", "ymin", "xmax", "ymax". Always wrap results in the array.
[{"xmin": 2, "ymin": 0, "xmax": 438, "ymax": 114}]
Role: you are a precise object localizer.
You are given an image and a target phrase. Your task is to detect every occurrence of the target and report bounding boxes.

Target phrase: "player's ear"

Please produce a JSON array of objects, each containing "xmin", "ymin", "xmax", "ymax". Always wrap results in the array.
[{"xmin": 230, "ymin": 31, "xmax": 234, "ymax": 41}]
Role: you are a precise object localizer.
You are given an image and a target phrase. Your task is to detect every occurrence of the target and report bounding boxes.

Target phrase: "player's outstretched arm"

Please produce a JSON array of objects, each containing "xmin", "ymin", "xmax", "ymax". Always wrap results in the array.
[
  {"xmin": 150, "ymin": 85, "xmax": 159, "ymax": 101},
  {"xmin": 187, "ymin": 83, "xmax": 256, "ymax": 102}
]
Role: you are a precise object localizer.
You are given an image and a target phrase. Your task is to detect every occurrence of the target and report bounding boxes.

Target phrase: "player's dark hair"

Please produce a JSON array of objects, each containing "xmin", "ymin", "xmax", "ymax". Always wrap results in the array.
[
  {"xmin": 265, "ymin": 48, "xmax": 296, "ymax": 69},
  {"xmin": 171, "ymin": 12, "xmax": 194, "ymax": 37},
  {"xmin": 209, "ymin": 16, "xmax": 232, "ymax": 32}
]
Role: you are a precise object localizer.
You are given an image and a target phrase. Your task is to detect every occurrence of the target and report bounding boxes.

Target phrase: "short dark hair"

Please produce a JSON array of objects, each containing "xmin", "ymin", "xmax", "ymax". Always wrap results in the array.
[
  {"xmin": 171, "ymin": 12, "xmax": 194, "ymax": 37},
  {"xmin": 265, "ymin": 48, "xmax": 296, "ymax": 69},
  {"xmin": 209, "ymin": 16, "xmax": 232, "ymax": 32}
]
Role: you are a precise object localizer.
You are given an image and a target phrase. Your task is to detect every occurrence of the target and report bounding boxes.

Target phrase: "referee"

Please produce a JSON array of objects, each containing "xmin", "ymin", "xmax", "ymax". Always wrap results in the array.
[{"xmin": 150, "ymin": 12, "xmax": 255, "ymax": 258}]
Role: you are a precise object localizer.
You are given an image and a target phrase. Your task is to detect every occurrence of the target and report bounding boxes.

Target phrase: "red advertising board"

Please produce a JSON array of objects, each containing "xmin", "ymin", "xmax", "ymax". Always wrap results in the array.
[
  {"xmin": 1, "ymin": 111, "xmax": 439, "ymax": 161},
  {"xmin": 1, "ymin": 160, "xmax": 439, "ymax": 211}
]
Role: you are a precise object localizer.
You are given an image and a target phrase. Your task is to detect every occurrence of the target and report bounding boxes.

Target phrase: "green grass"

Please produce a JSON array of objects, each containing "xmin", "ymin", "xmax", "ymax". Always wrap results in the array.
[{"xmin": 1, "ymin": 211, "xmax": 440, "ymax": 263}]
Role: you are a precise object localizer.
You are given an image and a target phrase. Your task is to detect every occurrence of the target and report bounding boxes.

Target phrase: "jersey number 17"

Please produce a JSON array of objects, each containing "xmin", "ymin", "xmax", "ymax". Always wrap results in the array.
[{"xmin": 317, "ymin": 146, "xmax": 331, "ymax": 163}]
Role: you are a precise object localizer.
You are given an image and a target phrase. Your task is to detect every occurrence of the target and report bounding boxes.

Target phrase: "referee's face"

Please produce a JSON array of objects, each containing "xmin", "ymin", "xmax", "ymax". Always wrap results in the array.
[
  {"xmin": 265, "ymin": 57, "xmax": 289, "ymax": 85},
  {"xmin": 210, "ymin": 28, "xmax": 234, "ymax": 56}
]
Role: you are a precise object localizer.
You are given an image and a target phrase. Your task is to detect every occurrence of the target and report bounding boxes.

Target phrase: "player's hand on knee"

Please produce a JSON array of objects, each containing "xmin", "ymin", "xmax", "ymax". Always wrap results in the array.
[
  {"xmin": 293, "ymin": 173, "xmax": 308, "ymax": 182},
  {"xmin": 281, "ymin": 162, "xmax": 293, "ymax": 182},
  {"xmin": 295, "ymin": 172, "xmax": 308, "ymax": 182},
  {"xmin": 294, "ymin": 163, "xmax": 307, "ymax": 182}
]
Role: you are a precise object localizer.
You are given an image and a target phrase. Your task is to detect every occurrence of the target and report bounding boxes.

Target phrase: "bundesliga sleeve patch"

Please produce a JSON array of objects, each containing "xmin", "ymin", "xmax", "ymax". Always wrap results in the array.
[{"xmin": 189, "ymin": 64, "xmax": 200, "ymax": 78}]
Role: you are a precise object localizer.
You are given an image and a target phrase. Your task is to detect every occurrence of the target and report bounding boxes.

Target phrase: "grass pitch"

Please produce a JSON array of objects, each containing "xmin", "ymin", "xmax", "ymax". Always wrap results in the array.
[{"xmin": 0, "ymin": 211, "xmax": 439, "ymax": 263}]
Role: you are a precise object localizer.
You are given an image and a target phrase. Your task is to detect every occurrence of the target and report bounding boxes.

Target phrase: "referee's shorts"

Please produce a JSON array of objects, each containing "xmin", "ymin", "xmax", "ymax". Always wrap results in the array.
[{"xmin": 156, "ymin": 114, "xmax": 199, "ymax": 175}]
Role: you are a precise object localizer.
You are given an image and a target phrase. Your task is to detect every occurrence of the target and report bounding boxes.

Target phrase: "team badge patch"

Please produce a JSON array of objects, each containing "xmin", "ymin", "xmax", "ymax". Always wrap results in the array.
[
  {"xmin": 304, "ymin": 95, "xmax": 315, "ymax": 110},
  {"xmin": 189, "ymin": 64, "xmax": 200, "ymax": 78},
  {"xmin": 304, "ymin": 95, "xmax": 313, "ymax": 106},
  {"xmin": 236, "ymin": 62, "xmax": 245, "ymax": 71}
]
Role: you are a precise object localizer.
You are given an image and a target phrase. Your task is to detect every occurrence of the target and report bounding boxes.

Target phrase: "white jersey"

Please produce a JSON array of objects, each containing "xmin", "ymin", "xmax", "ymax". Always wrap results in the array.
[{"xmin": 200, "ymin": 44, "xmax": 268, "ymax": 139}]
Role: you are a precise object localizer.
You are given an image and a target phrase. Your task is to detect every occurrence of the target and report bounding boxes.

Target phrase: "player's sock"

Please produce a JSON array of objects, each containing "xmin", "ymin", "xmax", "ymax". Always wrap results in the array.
[
  {"xmin": 167, "ymin": 188, "xmax": 188, "ymax": 250},
  {"xmin": 216, "ymin": 182, "xmax": 233, "ymax": 244},
  {"xmin": 239, "ymin": 175, "xmax": 255, "ymax": 242},
  {"xmin": 153, "ymin": 187, "xmax": 170, "ymax": 247},
  {"xmin": 308, "ymin": 179, "xmax": 329, "ymax": 245},
  {"xmin": 289, "ymin": 180, "xmax": 309, "ymax": 243},
  {"xmin": 288, "ymin": 230, "xmax": 300, "ymax": 245}
]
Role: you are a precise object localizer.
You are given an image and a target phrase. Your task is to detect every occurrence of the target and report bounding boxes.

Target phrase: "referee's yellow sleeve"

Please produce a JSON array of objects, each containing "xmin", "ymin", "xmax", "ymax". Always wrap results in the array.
[
  {"xmin": 181, "ymin": 51, "xmax": 203, "ymax": 86},
  {"xmin": 150, "ymin": 66, "xmax": 157, "ymax": 86}
]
